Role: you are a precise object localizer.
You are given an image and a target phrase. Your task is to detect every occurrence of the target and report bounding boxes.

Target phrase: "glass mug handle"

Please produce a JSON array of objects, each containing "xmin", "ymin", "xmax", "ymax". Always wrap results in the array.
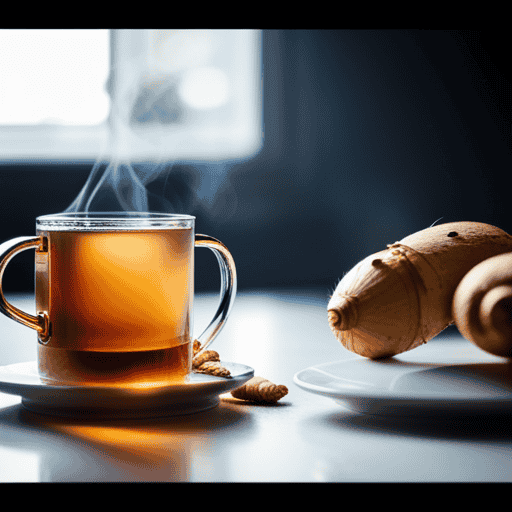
[
  {"xmin": 194, "ymin": 234, "xmax": 237, "ymax": 355},
  {"xmin": 0, "ymin": 235, "xmax": 50, "ymax": 341},
  {"xmin": 0, "ymin": 234, "xmax": 237, "ymax": 352}
]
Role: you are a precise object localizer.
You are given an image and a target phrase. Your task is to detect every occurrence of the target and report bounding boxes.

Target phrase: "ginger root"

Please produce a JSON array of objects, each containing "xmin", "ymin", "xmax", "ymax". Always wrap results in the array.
[
  {"xmin": 192, "ymin": 341, "xmax": 288, "ymax": 403},
  {"xmin": 230, "ymin": 376, "xmax": 288, "ymax": 403},
  {"xmin": 194, "ymin": 361, "xmax": 232, "ymax": 378},
  {"xmin": 192, "ymin": 349, "xmax": 221, "ymax": 369},
  {"xmin": 328, "ymin": 221, "xmax": 512, "ymax": 359},
  {"xmin": 192, "ymin": 340, "xmax": 232, "ymax": 378}
]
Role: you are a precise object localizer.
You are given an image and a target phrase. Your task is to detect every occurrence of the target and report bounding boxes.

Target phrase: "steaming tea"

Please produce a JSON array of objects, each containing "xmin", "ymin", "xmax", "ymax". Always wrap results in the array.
[
  {"xmin": 0, "ymin": 212, "xmax": 236, "ymax": 390},
  {"xmin": 35, "ymin": 228, "xmax": 193, "ymax": 386}
]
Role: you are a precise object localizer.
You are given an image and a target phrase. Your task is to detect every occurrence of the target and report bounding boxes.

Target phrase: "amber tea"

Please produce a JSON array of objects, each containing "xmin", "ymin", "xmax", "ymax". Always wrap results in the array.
[{"xmin": 35, "ymin": 228, "xmax": 194, "ymax": 386}]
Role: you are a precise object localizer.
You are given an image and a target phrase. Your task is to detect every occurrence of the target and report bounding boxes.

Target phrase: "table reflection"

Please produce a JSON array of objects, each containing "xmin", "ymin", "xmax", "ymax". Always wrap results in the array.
[{"xmin": 0, "ymin": 399, "xmax": 254, "ymax": 482}]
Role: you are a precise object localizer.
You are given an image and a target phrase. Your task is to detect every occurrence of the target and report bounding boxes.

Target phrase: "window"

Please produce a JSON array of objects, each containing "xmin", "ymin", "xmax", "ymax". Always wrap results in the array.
[
  {"xmin": 110, "ymin": 29, "xmax": 262, "ymax": 162},
  {"xmin": 0, "ymin": 29, "xmax": 262, "ymax": 163},
  {"xmin": 0, "ymin": 29, "xmax": 110, "ymax": 161}
]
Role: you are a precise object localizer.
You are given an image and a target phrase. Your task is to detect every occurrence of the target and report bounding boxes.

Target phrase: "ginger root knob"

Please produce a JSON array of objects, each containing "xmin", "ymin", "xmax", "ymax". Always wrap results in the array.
[
  {"xmin": 231, "ymin": 376, "xmax": 288, "ymax": 403},
  {"xmin": 194, "ymin": 361, "xmax": 232, "ymax": 378},
  {"xmin": 328, "ymin": 295, "xmax": 359, "ymax": 331},
  {"xmin": 328, "ymin": 309, "xmax": 341, "ymax": 329},
  {"xmin": 192, "ymin": 340, "xmax": 231, "ymax": 378},
  {"xmin": 453, "ymin": 252, "xmax": 512, "ymax": 358}
]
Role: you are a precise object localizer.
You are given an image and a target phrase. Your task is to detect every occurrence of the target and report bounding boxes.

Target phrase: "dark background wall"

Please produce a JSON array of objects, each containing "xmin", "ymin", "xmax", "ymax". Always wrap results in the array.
[{"xmin": 0, "ymin": 30, "xmax": 510, "ymax": 293}]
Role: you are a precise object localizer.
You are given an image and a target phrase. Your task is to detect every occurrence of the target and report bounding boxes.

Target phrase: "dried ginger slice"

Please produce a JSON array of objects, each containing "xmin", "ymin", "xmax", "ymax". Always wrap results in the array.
[
  {"xmin": 192, "ymin": 340, "xmax": 231, "ymax": 378},
  {"xmin": 231, "ymin": 376, "xmax": 288, "ymax": 403},
  {"xmin": 194, "ymin": 361, "xmax": 232, "ymax": 378},
  {"xmin": 192, "ymin": 350, "xmax": 220, "ymax": 369}
]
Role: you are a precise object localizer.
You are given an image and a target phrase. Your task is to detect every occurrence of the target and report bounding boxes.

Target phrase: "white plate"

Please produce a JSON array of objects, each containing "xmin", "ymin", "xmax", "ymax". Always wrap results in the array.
[
  {"xmin": 294, "ymin": 356, "xmax": 512, "ymax": 417},
  {"xmin": 0, "ymin": 361, "xmax": 254, "ymax": 419}
]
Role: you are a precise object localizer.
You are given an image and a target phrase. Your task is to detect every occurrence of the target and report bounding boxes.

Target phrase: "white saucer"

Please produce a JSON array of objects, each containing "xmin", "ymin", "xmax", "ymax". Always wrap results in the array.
[
  {"xmin": 294, "ymin": 357, "xmax": 512, "ymax": 417},
  {"xmin": 0, "ymin": 361, "xmax": 254, "ymax": 419}
]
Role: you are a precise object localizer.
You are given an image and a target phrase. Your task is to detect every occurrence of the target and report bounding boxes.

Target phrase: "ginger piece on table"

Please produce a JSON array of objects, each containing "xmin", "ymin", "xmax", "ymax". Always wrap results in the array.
[{"xmin": 231, "ymin": 376, "xmax": 288, "ymax": 403}]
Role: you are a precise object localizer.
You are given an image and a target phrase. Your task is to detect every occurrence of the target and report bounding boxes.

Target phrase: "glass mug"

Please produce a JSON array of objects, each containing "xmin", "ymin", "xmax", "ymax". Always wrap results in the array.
[{"xmin": 0, "ymin": 212, "xmax": 236, "ymax": 387}]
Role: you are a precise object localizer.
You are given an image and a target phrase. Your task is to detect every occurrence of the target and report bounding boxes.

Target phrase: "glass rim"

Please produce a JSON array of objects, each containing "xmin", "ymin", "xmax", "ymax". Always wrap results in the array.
[{"xmin": 36, "ymin": 212, "xmax": 195, "ymax": 231}]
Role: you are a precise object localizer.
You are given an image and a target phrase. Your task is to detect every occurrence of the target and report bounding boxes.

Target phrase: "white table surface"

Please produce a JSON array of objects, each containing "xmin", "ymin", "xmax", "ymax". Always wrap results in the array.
[{"xmin": 0, "ymin": 287, "xmax": 510, "ymax": 482}]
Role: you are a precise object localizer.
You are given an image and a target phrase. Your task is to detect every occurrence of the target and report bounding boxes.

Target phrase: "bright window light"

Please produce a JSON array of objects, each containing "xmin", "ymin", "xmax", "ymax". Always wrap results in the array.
[
  {"xmin": 0, "ymin": 29, "xmax": 262, "ymax": 162},
  {"xmin": 178, "ymin": 66, "xmax": 230, "ymax": 110},
  {"xmin": 0, "ymin": 29, "xmax": 110, "ymax": 126}
]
